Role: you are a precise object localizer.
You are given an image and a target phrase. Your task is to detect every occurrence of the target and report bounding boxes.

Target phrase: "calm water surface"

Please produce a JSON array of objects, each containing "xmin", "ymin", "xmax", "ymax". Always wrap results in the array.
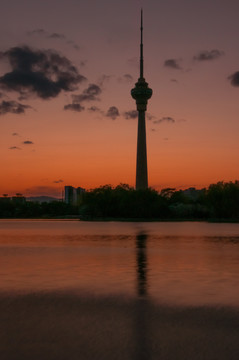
[{"xmin": 1, "ymin": 220, "xmax": 239, "ymax": 306}]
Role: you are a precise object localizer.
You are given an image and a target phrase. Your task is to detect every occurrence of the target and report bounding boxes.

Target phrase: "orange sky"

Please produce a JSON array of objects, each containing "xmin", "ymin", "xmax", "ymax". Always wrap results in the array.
[{"xmin": 1, "ymin": 0, "xmax": 239, "ymax": 197}]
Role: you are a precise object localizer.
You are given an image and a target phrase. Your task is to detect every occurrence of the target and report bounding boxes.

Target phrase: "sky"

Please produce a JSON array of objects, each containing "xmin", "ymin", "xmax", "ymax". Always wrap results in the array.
[{"xmin": 1, "ymin": 0, "xmax": 239, "ymax": 197}]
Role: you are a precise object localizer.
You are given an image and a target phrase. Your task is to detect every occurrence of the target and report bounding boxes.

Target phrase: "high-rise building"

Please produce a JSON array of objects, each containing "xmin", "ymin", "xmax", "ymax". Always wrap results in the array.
[
  {"xmin": 64, "ymin": 186, "xmax": 85, "ymax": 205},
  {"xmin": 64, "ymin": 186, "xmax": 75, "ymax": 204},
  {"xmin": 131, "ymin": 10, "xmax": 152, "ymax": 190}
]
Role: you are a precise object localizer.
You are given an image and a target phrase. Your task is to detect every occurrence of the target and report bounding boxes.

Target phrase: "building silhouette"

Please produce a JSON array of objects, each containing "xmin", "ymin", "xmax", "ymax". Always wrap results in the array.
[
  {"xmin": 64, "ymin": 186, "xmax": 85, "ymax": 205},
  {"xmin": 131, "ymin": 10, "xmax": 152, "ymax": 190}
]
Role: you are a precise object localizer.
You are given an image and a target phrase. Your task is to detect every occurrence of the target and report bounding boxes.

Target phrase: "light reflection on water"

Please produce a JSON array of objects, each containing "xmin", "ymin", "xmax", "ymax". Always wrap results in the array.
[{"xmin": 1, "ymin": 220, "xmax": 239, "ymax": 306}]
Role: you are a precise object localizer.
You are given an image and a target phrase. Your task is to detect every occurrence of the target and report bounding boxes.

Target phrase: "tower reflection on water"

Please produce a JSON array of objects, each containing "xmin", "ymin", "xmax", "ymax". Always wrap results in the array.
[
  {"xmin": 136, "ymin": 232, "xmax": 148, "ymax": 297},
  {"xmin": 134, "ymin": 231, "xmax": 152, "ymax": 360}
]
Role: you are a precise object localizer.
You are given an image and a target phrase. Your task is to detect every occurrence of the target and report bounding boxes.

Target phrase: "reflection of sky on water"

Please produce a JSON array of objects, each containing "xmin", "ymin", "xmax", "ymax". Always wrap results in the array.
[{"xmin": 1, "ymin": 220, "xmax": 239, "ymax": 307}]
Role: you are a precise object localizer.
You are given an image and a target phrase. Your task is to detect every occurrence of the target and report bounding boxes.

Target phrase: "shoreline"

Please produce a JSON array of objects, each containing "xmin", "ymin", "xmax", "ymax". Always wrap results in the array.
[{"xmin": 0, "ymin": 217, "xmax": 239, "ymax": 223}]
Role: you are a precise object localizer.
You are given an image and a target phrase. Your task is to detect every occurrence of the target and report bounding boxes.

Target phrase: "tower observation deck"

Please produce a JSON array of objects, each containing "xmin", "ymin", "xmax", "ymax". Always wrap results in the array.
[{"xmin": 131, "ymin": 9, "xmax": 152, "ymax": 190}]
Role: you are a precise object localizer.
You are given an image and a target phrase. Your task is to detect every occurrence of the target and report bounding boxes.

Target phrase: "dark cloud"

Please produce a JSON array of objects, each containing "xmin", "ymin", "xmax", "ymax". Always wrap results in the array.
[
  {"xmin": 124, "ymin": 74, "xmax": 133, "ymax": 81},
  {"xmin": 153, "ymin": 117, "xmax": 175, "ymax": 124},
  {"xmin": 106, "ymin": 106, "xmax": 119, "ymax": 120},
  {"xmin": 0, "ymin": 46, "xmax": 86, "ymax": 100},
  {"xmin": 118, "ymin": 74, "xmax": 134, "ymax": 83},
  {"xmin": 79, "ymin": 60, "xmax": 87, "ymax": 67},
  {"xmin": 64, "ymin": 84, "xmax": 101, "ymax": 112},
  {"xmin": 53, "ymin": 179, "xmax": 64, "ymax": 184},
  {"xmin": 0, "ymin": 100, "xmax": 31, "ymax": 115},
  {"xmin": 67, "ymin": 41, "xmax": 80, "ymax": 51},
  {"xmin": 72, "ymin": 84, "xmax": 101, "ymax": 102},
  {"xmin": 12, "ymin": 132, "xmax": 19, "ymax": 136},
  {"xmin": 124, "ymin": 110, "xmax": 138, "ymax": 119},
  {"xmin": 164, "ymin": 138, "xmax": 169, "ymax": 141},
  {"xmin": 193, "ymin": 50, "xmax": 224, "ymax": 61},
  {"xmin": 98, "ymin": 74, "xmax": 112, "ymax": 86},
  {"xmin": 146, "ymin": 113, "xmax": 155, "ymax": 121},
  {"xmin": 64, "ymin": 103, "xmax": 84, "ymax": 112},
  {"xmin": 164, "ymin": 59, "xmax": 182, "ymax": 70},
  {"xmin": 38, "ymin": 30, "xmax": 64, "ymax": 40},
  {"xmin": 9, "ymin": 146, "xmax": 21, "ymax": 150},
  {"xmin": 88, "ymin": 106, "xmax": 101, "ymax": 112},
  {"xmin": 27, "ymin": 29, "xmax": 80, "ymax": 50},
  {"xmin": 171, "ymin": 79, "xmax": 178, "ymax": 83},
  {"xmin": 87, "ymin": 106, "xmax": 104, "ymax": 115},
  {"xmin": 27, "ymin": 29, "xmax": 46, "ymax": 36},
  {"xmin": 23, "ymin": 140, "xmax": 34, "ymax": 144},
  {"xmin": 48, "ymin": 33, "xmax": 65, "ymax": 39},
  {"xmin": 127, "ymin": 57, "xmax": 138, "ymax": 68},
  {"xmin": 151, "ymin": 128, "xmax": 156, "ymax": 132},
  {"xmin": 228, "ymin": 71, "xmax": 239, "ymax": 87}
]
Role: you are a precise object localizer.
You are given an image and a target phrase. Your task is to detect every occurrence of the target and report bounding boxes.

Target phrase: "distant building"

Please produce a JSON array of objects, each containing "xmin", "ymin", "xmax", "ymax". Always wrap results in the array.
[
  {"xmin": 182, "ymin": 187, "xmax": 205, "ymax": 200},
  {"xmin": 27, "ymin": 196, "xmax": 60, "ymax": 203},
  {"xmin": 0, "ymin": 195, "xmax": 11, "ymax": 203},
  {"xmin": 65, "ymin": 186, "xmax": 75, "ymax": 204},
  {"xmin": 11, "ymin": 194, "xmax": 26, "ymax": 204},
  {"xmin": 64, "ymin": 186, "xmax": 85, "ymax": 205}
]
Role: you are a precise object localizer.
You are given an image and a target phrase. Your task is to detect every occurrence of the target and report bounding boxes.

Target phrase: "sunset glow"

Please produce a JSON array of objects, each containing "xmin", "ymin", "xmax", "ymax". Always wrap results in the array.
[{"xmin": 1, "ymin": 0, "xmax": 239, "ymax": 197}]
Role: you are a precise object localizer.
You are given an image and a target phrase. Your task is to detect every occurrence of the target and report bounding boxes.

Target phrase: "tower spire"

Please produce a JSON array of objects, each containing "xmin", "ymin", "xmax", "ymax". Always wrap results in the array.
[{"xmin": 140, "ymin": 8, "xmax": 144, "ymax": 79}]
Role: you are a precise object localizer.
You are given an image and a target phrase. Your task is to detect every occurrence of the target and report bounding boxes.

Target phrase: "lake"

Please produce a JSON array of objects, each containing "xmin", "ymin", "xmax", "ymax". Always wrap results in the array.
[
  {"xmin": 1, "ymin": 220, "xmax": 239, "ymax": 360},
  {"xmin": 1, "ymin": 220, "xmax": 239, "ymax": 306}
]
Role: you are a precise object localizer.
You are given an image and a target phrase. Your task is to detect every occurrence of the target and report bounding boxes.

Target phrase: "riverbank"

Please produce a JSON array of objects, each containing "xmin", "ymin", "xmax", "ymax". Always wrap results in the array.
[
  {"xmin": 1, "ymin": 216, "xmax": 239, "ymax": 223},
  {"xmin": 1, "ymin": 291, "xmax": 239, "ymax": 360}
]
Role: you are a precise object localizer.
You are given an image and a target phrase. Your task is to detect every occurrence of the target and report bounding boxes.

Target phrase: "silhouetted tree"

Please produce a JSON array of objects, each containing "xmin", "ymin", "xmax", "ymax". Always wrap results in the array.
[
  {"xmin": 206, "ymin": 181, "xmax": 239, "ymax": 219},
  {"xmin": 1, "ymin": 181, "xmax": 238, "ymax": 220}
]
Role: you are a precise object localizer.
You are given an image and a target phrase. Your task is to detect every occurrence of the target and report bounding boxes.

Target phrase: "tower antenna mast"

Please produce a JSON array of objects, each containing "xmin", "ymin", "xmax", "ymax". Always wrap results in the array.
[{"xmin": 140, "ymin": 8, "xmax": 144, "ymax": 79}]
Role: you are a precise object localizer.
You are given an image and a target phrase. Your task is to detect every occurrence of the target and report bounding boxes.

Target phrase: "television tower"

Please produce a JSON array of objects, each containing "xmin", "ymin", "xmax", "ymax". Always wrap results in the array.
[{"xmin": 131, "ymin": 9, "xmax": 152, "ymax": 190}]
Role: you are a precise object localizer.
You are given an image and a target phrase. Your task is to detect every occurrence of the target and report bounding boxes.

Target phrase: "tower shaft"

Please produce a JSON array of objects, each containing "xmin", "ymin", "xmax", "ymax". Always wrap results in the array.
[{"xmin": 136, "ymin": 111, "xmax": 148, "ymax": 189}]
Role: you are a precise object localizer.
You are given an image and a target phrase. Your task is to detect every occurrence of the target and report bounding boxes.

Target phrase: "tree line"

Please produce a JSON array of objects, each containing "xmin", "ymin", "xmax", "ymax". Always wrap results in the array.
[
  {"xmin": 1, "ymin": 181, "xmax": 239, "ymax": 220},
  {"xmin": 0, "ymin": 198, "xmax": 78, "ymax": 218}
]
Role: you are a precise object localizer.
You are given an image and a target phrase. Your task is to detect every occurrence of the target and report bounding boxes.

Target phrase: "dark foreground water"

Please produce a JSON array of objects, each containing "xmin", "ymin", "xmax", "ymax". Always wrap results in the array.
[{"xmin": 0, "ymin": 220, "xmax": 239, "ymax": 359}]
